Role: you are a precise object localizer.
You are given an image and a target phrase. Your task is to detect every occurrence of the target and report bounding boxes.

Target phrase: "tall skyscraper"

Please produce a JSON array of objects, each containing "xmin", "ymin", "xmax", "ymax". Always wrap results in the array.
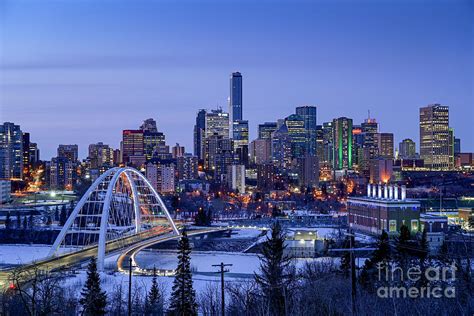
[
  {"xmin": 360, "ymin": 118, "xmax": 379, "ymax": 170},
  {"xmin": 375, "ymin": 133, "xmax": 394, "ymax": 159},
  {"xmin": 122, "ymin": 130, "xmax": 144, "ymax": 165},
  {"xmin": 316, "ymin": 125, "xmax": 324, "ymax": 163},
  {"xmin": 419, "ymin": 104, "xmax": 454, "ymax": 170},
  {"xmin": 140, "ymin": 118, "xmax": 158, "ymax": 133},
  {"xmin": 271, "ymin": 124, "xmax": 292, "ymax": 169},
  {"xmin": 58, "ymin": 144, "xmax": 79, "ymax": 162},
  {"xmin": 258, "ymin": 122, "xmax": 278, "ymax": 140},
  {"xmin": 250, "ymin": 139, "xmax": 272, "ymax": 165},
  {"xmin": 177, "ymin": 154, "xmax": 198, "ymax": 180},
  {"xmin": 322, "ymin": 122, "xmax": 333, "ymax": 165},
  {"xmin": 332, "ymin": 117, "xmax": 353, "ymax": 170},
  {"xmin": 399, "ymin": 139, "xmax": 416, "ymax": 159},
  {"xmin": 193, "ymin": 109, "xmax": 206, "ymax": 160},
  {"xmin": 205, "ymin": 109, "xmax": 230, "ymax": 139},
  {"xmin": 232, "ymin": 120, "xmax": 249, "ymax": 166},
  {"xmin": 229, "ymin": 72, "xmax": 243, "ymax": 123},
  {"xmin": 88, "ymin": 142, "xmax": 114, "ymax": 169},
  {"xmin": 172, "ymin": 143, "xmax": 185, "ymax": 158},
  {"xmin": 22, "ymin": 132, "xmax": 31, "ymax": 179},
  {"xmin": 0, "ymin": 122, "xmax": 23, "ymax": 179},
  {"xmin": 285, "ymin": 114, "xmax": 306, "ymax": 159},
  {"xmin": 454, "ymin": 137, "xmax": 461, "ymax": 154},
  {"xmin": 296, "ymin": 105, "xmax": 317, "ymax": 156},
  {"xmin": 49, "ymin": 156, "xmax": 74, "ymax": 190},
  {"xmin": 204, "ymin": 134, "xmax": 233, "ymax": 182}
]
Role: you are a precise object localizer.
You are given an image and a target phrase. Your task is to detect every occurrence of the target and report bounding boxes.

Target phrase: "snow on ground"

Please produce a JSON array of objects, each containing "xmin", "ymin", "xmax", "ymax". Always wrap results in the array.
[
  {"xmin": 0, "ymin": 244, "xmax": 77, "ymax": 266},
  {"xmin": 230, "ymin": 228, "xmax": 265, "ymax": 238},
  {"xmin": 135, "ymin": 249, "xmax": 340, "ymax": 276},
  {"xmin": 61, "ymin": 270, "xmax": 247, "ymax": 303}
]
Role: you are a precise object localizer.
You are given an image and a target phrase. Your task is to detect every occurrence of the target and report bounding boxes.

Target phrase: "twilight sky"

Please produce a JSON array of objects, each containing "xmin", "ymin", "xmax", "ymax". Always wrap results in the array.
[{"xmin": 0, "ymin": 0, "xmax": 473, "ymax": 160}]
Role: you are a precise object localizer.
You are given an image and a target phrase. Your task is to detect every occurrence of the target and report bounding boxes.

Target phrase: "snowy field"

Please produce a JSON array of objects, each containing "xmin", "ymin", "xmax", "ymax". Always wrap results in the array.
[
  {"xmin": 0, "ymin": 244, "xmax": 77, "ymax": 266},
  {"xmin": 135, "ymin": 249, "xmax": 340, "ymax": 277}
]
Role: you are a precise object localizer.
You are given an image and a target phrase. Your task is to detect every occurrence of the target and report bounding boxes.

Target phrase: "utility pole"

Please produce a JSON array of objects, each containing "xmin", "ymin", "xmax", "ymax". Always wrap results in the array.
[
  {"xmin": 329, "ymin": 231, "xmax": 377, "ymax": 316},
  {"xmin": 128, "ymin": 257, "xmax": 134, "ymax": 316},
  {"xmin": 349, "ymin": 231, "xmax": 356, "ymax": 316},
  {"xmin": 212, "ymin": 262, "xmax": 232, "ymax": 316}
]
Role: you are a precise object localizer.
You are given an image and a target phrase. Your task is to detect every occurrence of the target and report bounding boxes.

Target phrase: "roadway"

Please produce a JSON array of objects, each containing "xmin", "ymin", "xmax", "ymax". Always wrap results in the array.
[
  {"xmin": 0, "ymin": 226, "xmax": 227, "ymax": 289},
  {"xmin": 116, "ymin": 227, "xmax": 229, "ymax": 276}
]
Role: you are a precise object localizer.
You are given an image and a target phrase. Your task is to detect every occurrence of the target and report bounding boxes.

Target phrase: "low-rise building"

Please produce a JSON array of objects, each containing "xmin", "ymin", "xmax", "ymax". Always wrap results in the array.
[
  {"xmin": 348, "ymin": 184, "xmax": 421, "ymax": 235},
  {"xmin": 284, "ymin": 229, "xmax": 327, "ymax": 258}
]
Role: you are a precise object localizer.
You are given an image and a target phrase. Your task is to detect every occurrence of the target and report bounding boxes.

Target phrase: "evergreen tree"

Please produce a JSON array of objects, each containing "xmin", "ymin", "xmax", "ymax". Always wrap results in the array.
[
  {"xmin": 417, "ymin": 228, "xmax": 429, "ymax": 263},
  {"xmin": 54, "ymin": 206, "xmax": 59, "ymax": 221},
  {"xmin": 206, "ymin": 209, "xmax": 213, "ymax": 225},
  {"xmin": 255, "ymin": 221, "xmax": 293, "ymax": 316},
  {"xmin": 28, "ymin": 210, "xmax": 35, "ymax": 229},
  {"xmin": 16, "ymin": 211, "xmax": 21, "ymax": 229},
  {"xmin": 80, "ymin": 257, "xmax": 107, "ymax": 315},
  {"xmin": 339, "ymin": 235, "xmax": 352, "ymax": 278},
  {"xmin": 60, "ymin": 205, "xmax": 67, "ymax": 226},
  {"xmin": 359, "ymin": 230, "xmax": 391, "ymax": 290},
  {"xmin": 395, "ymin": 224, "xmax": 411, "ymax": 257},
  {"xmin": 22, "ymin": 216, "xmax": 28, "ymax": 230},
  {"xmin": 46, "ymin": 215, "xmax": 52, "ymax": 226},
  {"xmin": 146, "ymin": 267, "xmax": 163, "ymax": 315},
  {"xmin": 168, "ymin": 229, "xmax": 197, "ymax": 316},
  {"xmin": 5, "ymin": 212, "xmax": 11, "ymax": 230}
]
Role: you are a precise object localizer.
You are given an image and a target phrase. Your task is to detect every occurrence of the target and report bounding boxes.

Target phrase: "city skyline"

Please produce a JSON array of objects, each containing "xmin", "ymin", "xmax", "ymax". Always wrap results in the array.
[{"xmin": 1, "ymin": 0, "xmax": 473, "ymax": 159}]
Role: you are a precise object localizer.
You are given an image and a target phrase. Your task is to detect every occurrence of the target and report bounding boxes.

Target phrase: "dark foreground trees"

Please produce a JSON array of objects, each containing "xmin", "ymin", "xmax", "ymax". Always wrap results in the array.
[
  {"xmin": 80, "ymin": 257, "xmax": 107, "ymax": 315},
  {"xmin": 255, "ymin": 221, "xmax": 295, "ymax": 316},
  {"xmin": 168, "ymin": 229, "xmax": 197, "ymax": 315}
]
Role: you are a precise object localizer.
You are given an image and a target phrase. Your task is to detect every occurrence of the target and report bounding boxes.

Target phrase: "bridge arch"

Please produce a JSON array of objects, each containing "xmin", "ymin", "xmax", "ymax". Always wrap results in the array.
[{"xmin": 48, "ymin": 167, "xmax": 179, "ymax": 270}]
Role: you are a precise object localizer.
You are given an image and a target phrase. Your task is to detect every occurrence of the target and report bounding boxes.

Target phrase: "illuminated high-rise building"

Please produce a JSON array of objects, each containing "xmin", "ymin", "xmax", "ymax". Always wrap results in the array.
[
  {"xmin": 232, "ymin": 120, "xmax": 249, "ymax": 166},
  {"xmin": 258, "ymin": 122, "xmax": 277, "ymax": 140},
  {"xmin": 316, "ymin": 125, "xmax": 324, "ymax": 163},
  {"xmin": 332, "ymin": 117, "xmax": 353, "ymax": 170},
  {"xmin": 0, "ymin": 122, "xmax": 23, "ymax": 179},
  {"xmin": 419, "ymin": 104, "xmax": 454, "ymax": 170},
  {"xmin": 88, "ymin": 142, "xmax": 114, "ymax": 169},
  {"xmin": 122, "ymin": 130, "xmax": 144, "ymax": 165},
  {"xmin": 58, "ymin": 144, "xmax": 79, "ymax": 162},
  {"xmin": 49, "ymin": 157, "xmax": 74, "ymax": 190},
  {"xmin": 271, "ymin": 124, "xmax": 292, "ymax": 169},
  {"xmin": 360, "ymin": 118, "xmax": 379, "ymax": 171},
  {"xmin": 322, "ymin": 122, "xmax": 333, "ymax": 165},
  {"xmin": 193, "ymin": 109, "xmax": 206, "ymax": 160},
  {"xmin": 296, "ymin": 105, "xmax": 317, "ymax": 156},
  {"xmin": 399, "ymin": 139, "xmax": 416, "ymax": 159},
  {"xmin": 375, "ymin": 133, "xmax": 394, "ymax": 159},
  {"xmin": 285, "ymin": 114, "xmax": 306, "ymax": 159},
  {"xmin": 205, "ymin": 109, "xmax": 230, "ymax": 139},
  {"xmin": 172, "ymin": 143, "xmax": 185, "ymax": 158},
  {"xmin": 229, "ymin": 72, "xmax": 243, "ymax": 123}
]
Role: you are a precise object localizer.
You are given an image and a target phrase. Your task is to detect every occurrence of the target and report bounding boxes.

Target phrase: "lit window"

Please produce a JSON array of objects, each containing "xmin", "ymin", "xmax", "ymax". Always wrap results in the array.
[
  {"xmin": 389, "ymin": 220, "xmax": 397, "ymax": 232},
  {"xmin": 411, "ymin": 220, "xmax": 418, "ymax": 232}
]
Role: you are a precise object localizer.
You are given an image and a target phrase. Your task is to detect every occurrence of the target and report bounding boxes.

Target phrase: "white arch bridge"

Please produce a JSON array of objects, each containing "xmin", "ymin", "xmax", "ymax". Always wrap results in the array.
[{"xmin": 48, "ymin": 167, "xmax": 179, "ymax": 270}]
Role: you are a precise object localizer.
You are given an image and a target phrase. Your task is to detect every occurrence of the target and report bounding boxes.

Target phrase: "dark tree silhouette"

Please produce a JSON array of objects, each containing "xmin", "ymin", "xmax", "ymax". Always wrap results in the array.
[
  {"xmin": 255, "ymin": 221, "xmax": 294, "ymax": 316},
  {"xmin": 168, "ymin": 229, "xmax": 197, "ymax": 316},
  {"xmin": 146, "ymin": 266, "xmax": 163, "ymax": 315},
  {"xmin": 5, "ymin": 211, "xmax": 11, "ymax": 230},
  {"xmin": 80, "ymin": 257, "xmax": 107, "ymax": 315},
  {"xmin": 359, "ymin": 230, "xmax": 391, "ymax": 290}
]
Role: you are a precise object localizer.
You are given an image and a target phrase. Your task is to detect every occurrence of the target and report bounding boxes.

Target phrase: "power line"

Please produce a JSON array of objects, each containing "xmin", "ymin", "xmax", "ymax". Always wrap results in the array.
[{"xmin": 212, "ymin": 262, "xmax": 233, "ymax": 316}]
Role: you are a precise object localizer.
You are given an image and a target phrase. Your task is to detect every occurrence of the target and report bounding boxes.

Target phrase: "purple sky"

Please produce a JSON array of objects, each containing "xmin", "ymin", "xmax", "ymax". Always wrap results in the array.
[{"xmin": 0, "ymin": 0, "xmax": 473, "ymax": 160}]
